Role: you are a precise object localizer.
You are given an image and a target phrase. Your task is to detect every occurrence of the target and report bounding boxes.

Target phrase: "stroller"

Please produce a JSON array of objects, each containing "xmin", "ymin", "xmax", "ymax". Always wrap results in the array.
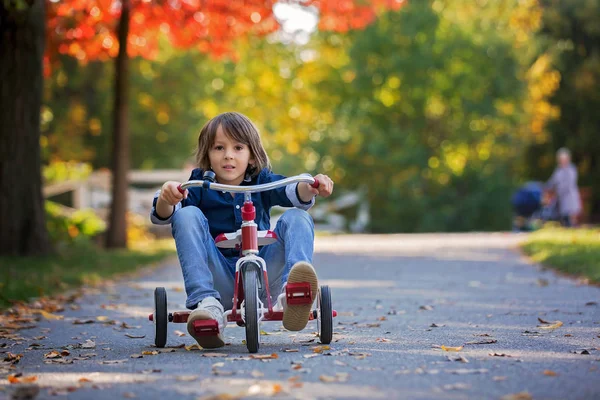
[{"xmin": 511, "ymin": 181, "xmax": 557, "ymax": 232}]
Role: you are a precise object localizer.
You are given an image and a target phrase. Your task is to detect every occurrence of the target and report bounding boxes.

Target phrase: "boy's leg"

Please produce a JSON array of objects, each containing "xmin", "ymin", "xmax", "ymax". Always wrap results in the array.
[
  {"xmin": 171, "ymin": 206, "xmax": 235, "ymax": 310},
  {"xmin": 172, "ymin": 207, "xmax": 235, "ymax": 348},
  {"xmin": 259, "ymin": 209, "xmax": 318, "ymax": 331},
  {"xmin": 259, "ymin": 208, "xmax": 315, "ymax": 298}
]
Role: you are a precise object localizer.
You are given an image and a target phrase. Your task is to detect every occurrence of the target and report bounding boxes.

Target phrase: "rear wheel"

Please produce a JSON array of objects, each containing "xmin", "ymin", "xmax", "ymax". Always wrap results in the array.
[
  {"xmin": 243, "ymin": 264, "xmax": 260, "ymax": 353},
  {"xmin": 154, "ymin": 287, "xmax": 168, "ymax": 348},
  {"xmin": 318, "ymin": 285, "xmax": 333, "ymax": 344}
]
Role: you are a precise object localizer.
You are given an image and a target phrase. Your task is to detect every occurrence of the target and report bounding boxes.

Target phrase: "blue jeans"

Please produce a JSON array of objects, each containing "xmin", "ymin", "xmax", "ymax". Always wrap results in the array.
[{"xmin": 171, "ymin": 207, "xmax": 314, "ymax": 310}]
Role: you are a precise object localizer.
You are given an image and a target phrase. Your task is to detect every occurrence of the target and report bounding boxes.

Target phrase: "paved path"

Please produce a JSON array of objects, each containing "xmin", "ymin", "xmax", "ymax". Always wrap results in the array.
[{"xmin": 1, "ymin": 233, "xmax": 599, "ymax": 399}]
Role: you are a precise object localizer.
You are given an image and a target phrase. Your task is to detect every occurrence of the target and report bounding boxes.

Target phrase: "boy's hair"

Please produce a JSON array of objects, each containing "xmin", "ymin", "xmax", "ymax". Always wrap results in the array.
[{"xmin": 194, "ymin": 112, "xmax": 271, "ymax": 177}]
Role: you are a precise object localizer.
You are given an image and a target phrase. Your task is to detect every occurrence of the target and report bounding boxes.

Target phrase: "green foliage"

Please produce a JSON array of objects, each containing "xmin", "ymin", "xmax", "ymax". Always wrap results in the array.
[
  {"xmin": 312, "ymin": 1, "xmax": 535, "ymax": 232},
  {"xmin": 521, "ymin": 227, "xmax": 600, "ymax": 283},
  {"xmin": 45, "ymin": 201, "xmax": 106, "ymax": 247},
  {"xmin": 43, "ymin": 160, "xmax": 92, "ymax": 184},
  {"xmin": 41, "ymin": 0, "xmax": 568, "ymax": 233}
]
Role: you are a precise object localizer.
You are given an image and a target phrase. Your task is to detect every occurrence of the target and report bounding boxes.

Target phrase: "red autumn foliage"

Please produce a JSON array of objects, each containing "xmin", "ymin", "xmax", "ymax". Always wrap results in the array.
[{"xmin": 45, "ymin": 0, "xmax": 405, "ymax": 72}]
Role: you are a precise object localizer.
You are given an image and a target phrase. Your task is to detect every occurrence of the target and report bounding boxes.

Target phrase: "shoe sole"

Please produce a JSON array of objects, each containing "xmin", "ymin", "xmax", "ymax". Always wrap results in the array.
[
  {"xmin": 283, "ymin": 261, "xmax": 318, "ymax": 331},
  {"xmin": 186, "ymin": 311, "xmax": 225, "ymax": 349}
]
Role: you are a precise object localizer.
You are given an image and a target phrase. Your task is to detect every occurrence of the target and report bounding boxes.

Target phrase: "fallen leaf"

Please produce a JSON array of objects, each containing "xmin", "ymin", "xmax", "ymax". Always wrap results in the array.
[
  {"xmin": 538, "ymin": 320, "xmax": 563, "ymax": 330},
  {"xmin": 585, "ymin": 301, "xmax": 598, "ymax": 307},
  {"xmin": 543, "ymin": 370, "xmax": 558, "ymax": 376},
  {"xmin": 96, "ymin": 316, "xmax": 110, "ymax": 322},
  {"xmin": 572, "ymin": 349, "xmax": 591, "ymax": 355},
  {"xmin": 419, "ymin": 305, "xmax": 434, "ymax": 311},
  {"xmin": 73, "ymin": 319, "xmax": 95, "ymax": 325},
  {"xmin": 249, "ymin": 353, "xmax": 278, "ymax": 360},
  {"xmin": 78, "ymin": 377, "xmax": 92, "ymax": 383},
  {"xmin": 185, "ymin": 344, "xmax": 201, "ymax": 351},
  {"xmin": 493, "ymin": 376, "xmax": 507, "ymax": 381},
  {"xmin": 447, "ymin": 355, "xmax": 469, "ymax": 363},
  {"xmin": 376, "ymin": 338, "xmax": 390, "ymax": 343},
  {"xmin": 430, "ymin": 323, "xmax": 445, "ymax": 328},
  {"xmin": 303, "ymin": 354, "xmax": 319, "ymax": 359},
  {"xmin": 130, "ymin": 354, "xmax": 143, "ymax": 358},
  {"xmin": 442, "ymin": 383, "xmax": 470, "ymax": 391},
  {"xmin": 500, "ymin": 392, "xmax": 532, "ymax": 400},
  {"xmin": 312, "ymin": 346, "xmax": 330, "ymax": 353},
  {"xmin": 441, "ymin": 345, "xmax": 463, "ymax": 352},
  {"xmin": 8, "ymin": 374, "xmax": 38, "ymax": 384},
  {"xmin": 125, "ymin": 334, "xmax": 146, "ymax": 339},
  {"xmin": 174, "ymin": 330, "xmax": 186, "ymax": 337},
  {"xmin": 175, "ymin": 375, "xmax": 197, "ymax": 382},
  {"xmin": 283, "ymin": 348, "xmax": 299, "ymax": 353},
  {"xmin": 37, "ymin": 310, "xmax": 63, "ymax": 320},
  {"xmin": 465, "ymin": 339, "xmax": 497, "ymax": 345},
  {"xmin": 141, "ymin": 351, "xmax": 159, "ymax": 356},
  {"xmin": 80, "ymin": 340, "xmax": 96, "ymax": 349},
  {"xmin": 489, "ymin": 353, "xmax": 512, "ymax": 357},
  {"xmin": 123, "ymin": 392, "xmax": 136, "ymax": 398},
  {"xmin": 98, "ymin": 359, "xmax": 128, "ymax": 365},
  {"xmin": 44, "ymin": 351, "xmax": 62, "ymax": 359},
  {"xmin": 447, "ymin": 368, "xmax": 488, "ymax": 375}
]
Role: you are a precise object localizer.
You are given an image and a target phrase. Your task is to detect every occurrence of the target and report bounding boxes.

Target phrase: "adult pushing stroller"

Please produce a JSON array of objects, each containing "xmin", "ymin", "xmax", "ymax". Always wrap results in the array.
[{"xmin": 511, "ymin": 181, "xmax": 557, "ymax": 232}]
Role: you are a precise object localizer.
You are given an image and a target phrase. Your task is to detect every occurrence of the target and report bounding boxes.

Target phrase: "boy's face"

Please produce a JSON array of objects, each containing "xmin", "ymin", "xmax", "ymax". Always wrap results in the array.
[{"xmin": 208, "ymin": 125, "xmax": 254, "ymax": 185}]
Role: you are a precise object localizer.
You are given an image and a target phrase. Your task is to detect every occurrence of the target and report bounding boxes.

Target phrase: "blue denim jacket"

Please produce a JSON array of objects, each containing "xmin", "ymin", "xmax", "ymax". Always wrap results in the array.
[{"xmin": 150, "ymin": 168, "xmax": 314, "ymax": 240}]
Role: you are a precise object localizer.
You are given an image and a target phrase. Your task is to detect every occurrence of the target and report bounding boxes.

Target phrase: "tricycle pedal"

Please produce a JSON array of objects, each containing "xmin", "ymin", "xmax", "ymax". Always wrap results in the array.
[
  {"xmin": 192, "ymin": 319, "xmax": 220, "ymax": 336},
  {"xmin": 286, "ymin": 282, "xmax": 312, "ymax": 305}
]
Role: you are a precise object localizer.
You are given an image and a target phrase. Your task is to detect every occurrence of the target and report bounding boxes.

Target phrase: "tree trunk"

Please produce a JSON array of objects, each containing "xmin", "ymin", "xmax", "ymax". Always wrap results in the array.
[
  {"xmin": 0, "ymin": 1, "xmax": 52, "ymax": 256},
  {"xmin": 105, "ymin": 0, "xmax": 130, "ymax": 248}
]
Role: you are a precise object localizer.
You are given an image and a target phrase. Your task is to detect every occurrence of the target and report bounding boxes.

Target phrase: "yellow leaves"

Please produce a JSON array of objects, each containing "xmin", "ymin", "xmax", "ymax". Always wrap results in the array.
[
  {"xmin": 537, "ymin": 318, "xmax": 563, "ymax": 330},
  {"xmin": 441, "ymin": 345, "xmax": 464, "ymax": 352},
  {"xmin": 185, "ymin": 343, "xmax": 201, "ymax": 351},
  {"xmin": 543, "ymin": 370, "xmax": 558, "ymax": 376},
  {"xmin": 36, "ymin": 310, "xmax": 64, "ymax": 320},
  {"xmin": 501, "ymin": 392, "xmax": 533, "ymax": 400},
  {"xmin": 174, "ymin": 330, "xmax": 186, "ymax": 337},
  {"xmin": 312, "ymin": 345, "xmax": 330, "ymax": 353}
]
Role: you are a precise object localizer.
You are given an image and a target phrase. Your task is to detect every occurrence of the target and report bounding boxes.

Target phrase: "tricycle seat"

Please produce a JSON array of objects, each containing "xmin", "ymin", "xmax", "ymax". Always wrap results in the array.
[{"xmin": 215, "ymin": 229, "xmax": 277, "ymax": 249}]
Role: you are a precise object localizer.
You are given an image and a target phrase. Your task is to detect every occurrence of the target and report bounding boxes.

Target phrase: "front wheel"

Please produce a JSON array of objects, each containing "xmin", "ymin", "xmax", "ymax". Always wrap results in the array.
[
  {"xmin": 243, "ymin": 264, "xmax": 260, "ymax": 353},
  {"xmin": 318, "ymin": 285, "xmax": 333, "ymax": 344},
  {"xmin": 154, "ymin": 287, "xmax": 168, "ymax": 348}
]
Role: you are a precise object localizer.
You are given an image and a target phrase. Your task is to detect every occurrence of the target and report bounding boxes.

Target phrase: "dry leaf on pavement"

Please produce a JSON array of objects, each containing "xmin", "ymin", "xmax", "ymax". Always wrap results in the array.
[
  {"xmin": 249, "ymin": 353, "xmax": 278, "ymax": 360},
  {"xmin": 500, "ymin": 392, "xmax": 532, "ymax": 400},
  {"xmin": 537, "ymin": 319, "xmax": 563, "ymax": 330},
  {"xmin": 202, "ymin": 353, "xmax": 228, "ymax": 358},
  {"xmin": 441, "ymin": 345, "xmax": 464, "ymax": 352},
  {"xmin": 543, "ymin": 370, "xmax": 558, "ymax": 376},
  {"xmin": 174, "ymin": 330, "xmax": 186, "ymax": 337},
  {"xmin": 125, "ymin": 334, "xmax": 146, "ymax": 339}
]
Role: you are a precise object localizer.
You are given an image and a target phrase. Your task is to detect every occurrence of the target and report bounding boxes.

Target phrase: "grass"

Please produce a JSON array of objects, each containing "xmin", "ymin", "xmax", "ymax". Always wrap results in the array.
[
  {"xmin": 0, "ymin": 239, "xmax": 176, "ymax": 309},
  {"xmin": 521, "ymin": 226, "xmax": 600, "ymax": 284}
]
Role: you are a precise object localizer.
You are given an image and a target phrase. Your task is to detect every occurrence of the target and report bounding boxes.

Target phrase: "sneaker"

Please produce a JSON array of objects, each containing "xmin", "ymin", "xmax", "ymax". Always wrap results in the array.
[
  {"xmin": 282, "ymin": 262, "xmax": 318, "ymax": 331},
  {"xmin": 273, "ymin": 288, "xmax": 286, "ymax": 312},
  {"xmin": 187, "ymin": 296, "xmax": 225, "ymax": 349}
]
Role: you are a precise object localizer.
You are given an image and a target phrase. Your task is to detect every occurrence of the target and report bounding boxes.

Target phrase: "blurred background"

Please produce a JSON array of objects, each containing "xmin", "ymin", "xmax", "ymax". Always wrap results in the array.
[{"xmin": 30, "ymin": 0, "xmax": 600, "ymax": 242}]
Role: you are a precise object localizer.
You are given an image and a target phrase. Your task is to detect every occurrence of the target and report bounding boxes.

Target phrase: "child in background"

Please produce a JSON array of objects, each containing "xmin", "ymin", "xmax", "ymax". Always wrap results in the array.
[{"xmin": 150, "ymin": 112, "xmax": 334, "ymax": 348}]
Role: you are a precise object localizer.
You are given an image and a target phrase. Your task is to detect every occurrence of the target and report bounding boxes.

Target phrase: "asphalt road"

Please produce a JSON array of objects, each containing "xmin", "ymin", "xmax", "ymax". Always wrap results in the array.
[{"xmin": 1, "ymin": 233, "xmax": 599, "ymax": 399}]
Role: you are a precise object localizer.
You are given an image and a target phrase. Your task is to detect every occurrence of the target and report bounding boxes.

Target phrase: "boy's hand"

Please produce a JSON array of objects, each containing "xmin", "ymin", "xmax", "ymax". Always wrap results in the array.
[
  {"xmin": 159, "ymin": 181, "xmax": 187, "ymax": 206},
  {"xmin": 298, "ymin": 174, "xmax": 334, "ymax": 202}
]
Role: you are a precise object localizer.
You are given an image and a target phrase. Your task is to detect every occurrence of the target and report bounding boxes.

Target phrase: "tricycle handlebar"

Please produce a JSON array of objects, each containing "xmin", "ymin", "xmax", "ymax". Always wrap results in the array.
[{"xmin": 178, "ymin": 174, "xmax": 319, "ymax": 194}]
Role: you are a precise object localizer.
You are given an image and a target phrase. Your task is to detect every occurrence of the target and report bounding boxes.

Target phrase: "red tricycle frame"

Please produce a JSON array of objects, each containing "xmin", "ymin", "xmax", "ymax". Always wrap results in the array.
[{"xmin": 149, "ymin": 173, "xmax": 336, "ymax": 353}]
